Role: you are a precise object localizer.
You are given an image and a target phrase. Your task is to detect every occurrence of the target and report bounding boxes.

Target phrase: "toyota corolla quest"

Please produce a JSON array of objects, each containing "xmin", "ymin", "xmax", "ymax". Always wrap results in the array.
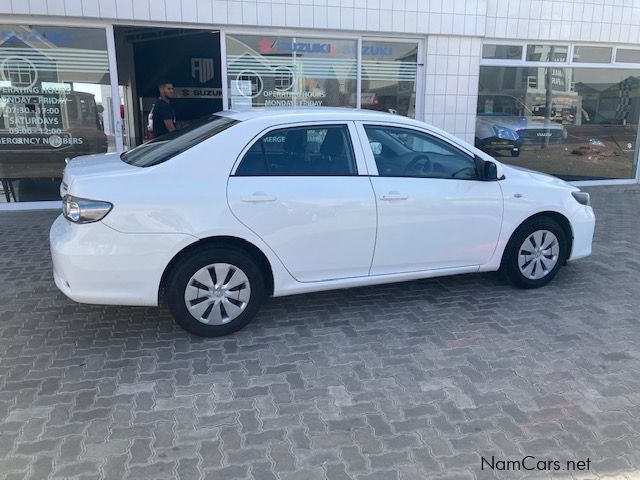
[{"xmin": 50, "ymin": 108, "xmax": 595, "ymax": 336}]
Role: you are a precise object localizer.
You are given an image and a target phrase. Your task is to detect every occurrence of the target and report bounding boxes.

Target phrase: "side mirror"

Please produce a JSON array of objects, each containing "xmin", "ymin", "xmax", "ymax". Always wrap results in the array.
[
  {"xmin": 369, "ymin": 141, "xmax": 383, "ymax": 155},
  {"xmin": 484, "ymin": 160, "xmax": 503, "ymax": 180}
]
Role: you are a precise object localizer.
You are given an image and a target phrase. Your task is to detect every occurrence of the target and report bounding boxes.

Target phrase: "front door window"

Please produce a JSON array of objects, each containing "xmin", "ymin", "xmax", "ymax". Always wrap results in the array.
[{"xmin": 364, "ymin": 125, "xmax": 478, "ymax": 180}]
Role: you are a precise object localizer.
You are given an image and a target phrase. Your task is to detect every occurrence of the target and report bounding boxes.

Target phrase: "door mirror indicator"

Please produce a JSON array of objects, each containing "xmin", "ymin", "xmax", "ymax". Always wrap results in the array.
[{"xmin": 369, "ymin": 141, "xmax": 383, "ymax": 155}]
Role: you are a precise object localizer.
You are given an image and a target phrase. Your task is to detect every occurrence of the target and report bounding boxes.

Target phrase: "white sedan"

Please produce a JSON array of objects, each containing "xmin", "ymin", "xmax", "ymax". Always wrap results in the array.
[{"xmin": 50, "ymin": 108, "xmax": 595, "ymax": 336}]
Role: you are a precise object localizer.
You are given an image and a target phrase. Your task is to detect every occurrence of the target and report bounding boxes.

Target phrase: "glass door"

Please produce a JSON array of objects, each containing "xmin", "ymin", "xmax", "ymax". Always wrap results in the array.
[{"xmin": 360, "ymin": 39, "xmax": 421, "ymax": 118}]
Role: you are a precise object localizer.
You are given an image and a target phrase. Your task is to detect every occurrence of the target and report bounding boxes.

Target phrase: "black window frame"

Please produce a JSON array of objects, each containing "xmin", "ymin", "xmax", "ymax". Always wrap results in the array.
[
  {"xmin": 363, "ymin": 124, "xmax": 482, "ymax": 181},
  {"xmin": 234, "ymin": 123, "xmax": 359, "ymax": 177}
]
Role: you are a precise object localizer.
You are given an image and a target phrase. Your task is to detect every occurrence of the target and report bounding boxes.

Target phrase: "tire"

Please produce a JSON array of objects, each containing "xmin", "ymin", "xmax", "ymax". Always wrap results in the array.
[
  {"xmin": 500, "ymin": 217, "xmax": 568, "ymax": 289},
  {"xmin": 166, "ymin": 246, "xmax": 266, "ymax": 337}
]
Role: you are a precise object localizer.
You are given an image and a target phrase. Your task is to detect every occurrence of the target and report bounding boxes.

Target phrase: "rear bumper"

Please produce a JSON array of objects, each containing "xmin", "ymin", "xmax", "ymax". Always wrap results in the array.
[
  {"xmin": 50, "ymin": 215, "xmax": 195, "ymax": 306},
  {"xmin": 568, "ymin": 205, "xmax": 596, "ymax": 262}
]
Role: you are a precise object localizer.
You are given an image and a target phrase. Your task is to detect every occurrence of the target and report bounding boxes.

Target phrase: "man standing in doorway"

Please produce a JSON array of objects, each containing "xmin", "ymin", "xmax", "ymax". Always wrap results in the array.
[{"xmin": 152, "ymin": 79, "xmax": 176, "ymax": 137}]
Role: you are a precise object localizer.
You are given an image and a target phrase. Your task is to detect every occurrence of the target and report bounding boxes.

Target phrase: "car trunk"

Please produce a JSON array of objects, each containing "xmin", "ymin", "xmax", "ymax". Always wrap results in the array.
[{"xmin": 60, "ymin": 152, "xmax": 139, "ymax": 197}]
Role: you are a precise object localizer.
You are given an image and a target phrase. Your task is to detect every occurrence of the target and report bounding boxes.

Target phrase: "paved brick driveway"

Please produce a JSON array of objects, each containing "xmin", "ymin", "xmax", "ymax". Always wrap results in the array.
[{"xmin": 1, "ymin": 185, "xmax": 640, "ymax": 480}]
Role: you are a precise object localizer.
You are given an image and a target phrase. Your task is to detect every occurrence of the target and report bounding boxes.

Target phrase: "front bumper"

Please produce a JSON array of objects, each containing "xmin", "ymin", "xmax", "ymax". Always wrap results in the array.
[
  {"xmin": 568, "ymin": 205, "xmax": 596, "ymax": 262},
  {"xmin": 50, "ymin": 215, "xmax": 195, "ymax": 306}
]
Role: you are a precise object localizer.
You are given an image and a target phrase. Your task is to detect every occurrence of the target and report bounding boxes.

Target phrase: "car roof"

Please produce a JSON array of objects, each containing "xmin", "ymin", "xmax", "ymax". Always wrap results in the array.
[{"xmin": 218, "ymin": 107, "xmax": 422, "ymax": 124}]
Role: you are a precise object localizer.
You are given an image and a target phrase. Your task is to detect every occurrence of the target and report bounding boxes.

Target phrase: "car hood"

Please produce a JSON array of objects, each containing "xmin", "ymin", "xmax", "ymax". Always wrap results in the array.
[{"xmin": 502, "ymin": 164, "xmax": 576, "ymax": 190}]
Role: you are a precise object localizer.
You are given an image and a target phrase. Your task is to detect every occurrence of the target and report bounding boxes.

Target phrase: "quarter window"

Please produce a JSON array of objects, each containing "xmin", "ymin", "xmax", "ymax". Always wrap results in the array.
[
  {"xmin": 236, "ymin": 125, "xmax": 356, "ymax": 176},
  {"xmin": 364, "ymin": 125, "xmax": 478, "ymax": 180}
]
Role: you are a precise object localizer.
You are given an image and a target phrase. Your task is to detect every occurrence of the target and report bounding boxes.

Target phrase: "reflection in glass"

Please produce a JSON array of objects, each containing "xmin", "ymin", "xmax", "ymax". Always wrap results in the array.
[
  {"xmin": 573, "ymin": 46, "xmax": 612, "ymax": 63},
  {"xmin": 526, "ymin": 45, "xmax": 568, "ymax": 62},
  {"xmin": 616, "ymin": 49, "xmax": 640, "ymax": 64},
  {"xmin": 226, "ymin": 34, "xmax": 357, "ymax": 109},
  {"xmin": 477, "ymin": 65, "xmax": 639, "ymax": 180},
  {"xmin": 482, "ymin": 44, "xmax": 523, "ymax": 60},
  {"xmin": 360, "ymin": 41, "xmax": 418, "ymax": 117},
  {"xmin": 0, "ymin": 25, "xmax": 112, "ymax": 202}
]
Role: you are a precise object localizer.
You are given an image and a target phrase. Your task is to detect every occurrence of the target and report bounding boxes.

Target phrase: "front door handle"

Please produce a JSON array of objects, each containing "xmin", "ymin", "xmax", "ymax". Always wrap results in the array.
[
  {"xmin": 241, "ymin": 192, "xmax": 277, "ymax": 203},
  {"xmin": 380, "ymin": 192, "xmax": 408, "ymax": 201}
]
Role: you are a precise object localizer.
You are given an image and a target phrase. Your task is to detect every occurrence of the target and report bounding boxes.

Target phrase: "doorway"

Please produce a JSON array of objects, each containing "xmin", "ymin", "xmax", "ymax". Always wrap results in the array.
[{"xmin": 114, "ymin": 27, "xmax": 223, "ymax": 148}]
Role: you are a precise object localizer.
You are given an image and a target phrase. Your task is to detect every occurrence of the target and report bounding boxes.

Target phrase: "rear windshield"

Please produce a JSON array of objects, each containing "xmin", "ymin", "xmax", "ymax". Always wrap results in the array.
[{"xmin": 121, "ymin": 114, "xmax": 238, "ymax": 167}]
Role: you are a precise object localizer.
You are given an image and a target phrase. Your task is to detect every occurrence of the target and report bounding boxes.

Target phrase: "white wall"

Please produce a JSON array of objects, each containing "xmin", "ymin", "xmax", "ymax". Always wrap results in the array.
[
  {"xmin": 424, "ymin": 35, "xmax": 482, "ymax": 143},
  {"xmin": 6, "ymin": 0, "xmax": 636, "ymax": 42},
  {"xmin": 0, "ymin": 1, "xmax": 486, "ymax": 36},
  {"xmin": 486, "ymin": 0, "xmax": 640, "ymax": 44}
]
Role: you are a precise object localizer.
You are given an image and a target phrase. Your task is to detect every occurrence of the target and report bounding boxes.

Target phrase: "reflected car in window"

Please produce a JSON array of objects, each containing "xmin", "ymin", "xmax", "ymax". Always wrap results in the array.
[
  {"xmin": 50, "ymin": 108, "xmax": 595, "ymax": 337},
  {"xmin": 475, "ymin": 94, "xmax": 567, "ymax": 157}
]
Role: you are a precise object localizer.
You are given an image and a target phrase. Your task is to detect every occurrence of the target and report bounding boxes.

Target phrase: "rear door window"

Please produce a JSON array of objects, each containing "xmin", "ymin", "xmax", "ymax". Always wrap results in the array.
[{"xmin": 235, "ymin": 125, "xmax": 356, "ymax": 176}]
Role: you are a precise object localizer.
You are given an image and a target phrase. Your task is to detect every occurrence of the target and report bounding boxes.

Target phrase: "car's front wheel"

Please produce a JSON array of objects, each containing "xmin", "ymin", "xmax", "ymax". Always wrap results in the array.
[
  {"xmin": 501, "ymin": 217, "xmax": 568, "ymax": 289},
  {"xmin": 166, "ymin": 246, "xmax": 266, "ymax": 336}
]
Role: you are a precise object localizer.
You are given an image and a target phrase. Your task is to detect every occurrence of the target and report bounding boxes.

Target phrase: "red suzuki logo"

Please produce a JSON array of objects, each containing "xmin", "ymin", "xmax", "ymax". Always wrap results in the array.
[{"xmin": 258, "ymin": 39, "xmax": 275, "ymax": 53}]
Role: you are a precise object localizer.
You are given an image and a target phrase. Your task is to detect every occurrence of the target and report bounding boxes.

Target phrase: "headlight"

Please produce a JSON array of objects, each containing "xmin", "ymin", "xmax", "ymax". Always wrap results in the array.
[
  {"xmin": 493, "ymin": 125, "xmax": 519, "ymax": 141},
  {"xmin": 571, "ymin": 191, "xmax": 591, "ymax": 206},
  {"xmin": 62, "ymin": 195, "xmax": 113, "ymax": 223}
]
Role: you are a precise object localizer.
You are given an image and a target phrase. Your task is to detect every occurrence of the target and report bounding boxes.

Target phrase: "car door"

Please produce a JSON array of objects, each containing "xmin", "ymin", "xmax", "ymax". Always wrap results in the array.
[
  {"xmin": 227, "ymin": 122, "xmax": 377, "ymax": 282},
  {"xmin": 356, "ymin": 122, "xmax": 504, "ymax": 275}
]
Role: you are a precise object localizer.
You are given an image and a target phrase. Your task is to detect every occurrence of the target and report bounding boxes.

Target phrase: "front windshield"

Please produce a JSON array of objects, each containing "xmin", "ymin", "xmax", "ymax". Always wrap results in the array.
[{"xmin": 121, "ymin": 114, "xmax": 238, "ymax": 167}]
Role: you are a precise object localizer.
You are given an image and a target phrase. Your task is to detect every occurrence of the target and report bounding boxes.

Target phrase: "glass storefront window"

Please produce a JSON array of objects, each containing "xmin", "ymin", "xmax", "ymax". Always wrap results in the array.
[
  {"xmin": 573, "ymin": 46, "xmax": 612, "ymax": 63},
  {"xmin": 476, "ymin": 65, "xmax": 640, "ymax": 180},
  {"xmin": 616, "ymin": 49, "xmax": 640, "ymax": 64},
  {"xmin": 0, "ymin": 25, "xmax": 113, "ymax": 202},
  {"xmin": 482, "ymin": 44, "xmax": 523, "ymax": 60},
  {"xmin": 361, "ymin": 41, "xmax": 418, "ymax": 117},
  {"xmin": 526, "ymin": 45, "xmax": 568, "ymax": 62},
  {"xmin": 226, "ymin": 34, "xmax": 357, "ymax": 109},
  {"xmin": 225, "ymin": 35, "xmax": 420, "ymax": 118}
]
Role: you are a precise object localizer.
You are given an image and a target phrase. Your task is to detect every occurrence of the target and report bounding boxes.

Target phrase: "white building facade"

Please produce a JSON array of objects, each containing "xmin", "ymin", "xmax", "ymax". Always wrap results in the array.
[{"xmin": 1, "ymin": 0, "xmax": 640, "ymax": 207}]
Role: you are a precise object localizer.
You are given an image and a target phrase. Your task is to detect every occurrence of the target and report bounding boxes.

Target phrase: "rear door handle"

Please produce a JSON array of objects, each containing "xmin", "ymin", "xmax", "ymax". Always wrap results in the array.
[
  {"xmin": 241, "ymin": 192, "xmax": 277, "ymax": 203},
  {"xmin": 380, "ymin": 193, "xmax": 408, "ymax": 201}
]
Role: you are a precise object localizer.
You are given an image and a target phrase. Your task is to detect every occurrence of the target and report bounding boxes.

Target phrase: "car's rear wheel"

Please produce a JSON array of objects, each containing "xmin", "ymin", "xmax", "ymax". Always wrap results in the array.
[
  {"xmin": 501, "ymin": 217, "xmax": 568, "ymax": 289},
  {"xmin": 166, "ymin": 247, "xmax": 266, "ymax": 336}
]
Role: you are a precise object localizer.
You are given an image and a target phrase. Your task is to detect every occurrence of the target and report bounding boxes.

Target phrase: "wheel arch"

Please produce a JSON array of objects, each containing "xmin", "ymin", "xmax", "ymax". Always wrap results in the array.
[
  {"xmin": 159, "ymin": 236, "xmax": 275, "ymax": 303},
  {"xmin": 502, "ymin": 211, "xmax": 574, "ymax": 266}
]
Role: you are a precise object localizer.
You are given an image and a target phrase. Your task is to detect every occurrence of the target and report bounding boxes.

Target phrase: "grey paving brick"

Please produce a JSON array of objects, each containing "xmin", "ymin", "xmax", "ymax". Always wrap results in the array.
[
  {"xmin": 356, "ymin": 470, "xmax": 399, "ymax": 480},
  {"xmin": 0, "ymin": 186, "xmax": 638, "ymax": 480},
  {"xmin": 368, "ymin": 451, "xmax": 411, "ymax": 469},
  {"xmin": 227, "ymin": 447, "xmax": 267, "ymax": 464},
  {"xmin": 26, "ymin": 456, "xmax": 53, "ymax": 480},
  {"xmin": 204, "ymin": 465, "xmax": 248, "ymax": 479},
  {"xmin": 325, "ymin": 463, "xmax": 354, "ymax": 480},
  {"xmin": 52, "ymin": 461, "xmax": 100, "ymax": 478},
  {"xmin": 341, "ymin": 446, "xmax": 368, "ymax": 474},
  {"xmin": 198, "ymin": 440, "xmax": 223, "ymax": 469},
  {"xmin": 269, "ymin": 441, "xmax": 296, "ymax": 472},
  {"xmin": 244, "ymin": 429, "xmax": 286, "ymax": 447},
  {"xmin": 250, "ymin": 461, "xmax": 277, "ymax": 480},
  {"xmin": 130, "ymin": 437, "xmax": 153, "ymax": 465}
]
